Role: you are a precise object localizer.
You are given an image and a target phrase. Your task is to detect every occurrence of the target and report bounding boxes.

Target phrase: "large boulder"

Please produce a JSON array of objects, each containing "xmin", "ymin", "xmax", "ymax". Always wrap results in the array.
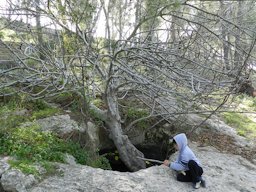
[
  {"xmin": 1, "ymin": 144, "xmax": 251, "ymax": 192},
  {"xmin": 22, "ymin": 114, "xmax": 145, "ymax": 151},
  {"xmin": 35, "ymin": 114, "xmax": 85, "ymax": 136},
  {"xmin": 21, "ymin": 115, "xmax": 104, "ymax": 151}
]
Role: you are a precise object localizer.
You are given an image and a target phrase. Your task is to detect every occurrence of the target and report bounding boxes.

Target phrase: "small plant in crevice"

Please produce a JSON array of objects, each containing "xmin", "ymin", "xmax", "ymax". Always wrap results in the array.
[
  {"xmin": 31, "ymin": 107, "xmax": 60, "ymax": 120},
  {"xmin": 8, "ymin": 159, "xmax": 40, "ymax": 176},
  {"xmin": 87, "ymin": 153, "xmax": 112, "ymax": 170},
  {"xmin": 8, "ymin": 159, "xmax": 61, "ymax": 179},
  {"xmin": 92, "ymin": 98, "xmax": 105, "ymax": 108},
  {"xmin": 88, "ymin": 108, "xmax": 104, "ymax": 127}
]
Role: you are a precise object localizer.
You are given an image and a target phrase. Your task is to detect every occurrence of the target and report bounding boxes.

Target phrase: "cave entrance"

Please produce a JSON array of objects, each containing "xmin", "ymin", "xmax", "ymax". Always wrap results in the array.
[{"xmin": 99, "ymin": 143, "xmax": 172, "ymax": 172}]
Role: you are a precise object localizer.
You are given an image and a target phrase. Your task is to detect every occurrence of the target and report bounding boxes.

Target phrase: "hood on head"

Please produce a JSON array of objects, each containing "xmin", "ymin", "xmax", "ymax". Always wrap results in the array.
[{"xmin": 173, "ymin": 133, "xmax": 187, "ymax": 151}]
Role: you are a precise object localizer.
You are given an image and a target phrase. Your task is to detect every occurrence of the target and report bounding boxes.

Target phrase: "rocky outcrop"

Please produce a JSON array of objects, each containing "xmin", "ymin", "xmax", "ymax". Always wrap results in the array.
[
  {"xmin": 186, "ymin": 114, "xmax": 255, "ymax": 147},
  {"xmin": 35, "ymin": 115, "xmax": 85, "ymax": 136},
  {"xmin": 21, "ymin": 115, "xmax": 102, "ymax": 151},
  {"xmin": 156, "ymin": 96, "xmax": 255, "ymax": 146},
  {"xmin": 21, "ymin": 114, "xmax": 145, "ymax": 151},
  {"xmin": 1, "ymin": 144, "xmax": 255, "ymax": 192}
]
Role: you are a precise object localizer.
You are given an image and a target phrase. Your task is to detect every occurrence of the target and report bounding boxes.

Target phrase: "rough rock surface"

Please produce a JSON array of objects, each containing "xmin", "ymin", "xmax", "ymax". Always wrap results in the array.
[
  {"xmin": 1, "ymin": 168, "xmax": 37, "ymax": 192},
  {"xmin": 35, "ymin": 115, "xmax": 85, "ymax": 135},
  {"xmin": 21, "ymin": 114, "xmax": 145, "ymax": 151},
  {"xmin": 1, "ymin": 144, "xmax": 254, "ymax": 192}
]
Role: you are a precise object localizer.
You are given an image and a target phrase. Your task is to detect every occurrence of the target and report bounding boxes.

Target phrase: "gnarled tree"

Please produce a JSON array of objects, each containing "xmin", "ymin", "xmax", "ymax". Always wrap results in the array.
[{"xmin": 0, "ymin": 0, "xmax": 256, "ymax": 171}]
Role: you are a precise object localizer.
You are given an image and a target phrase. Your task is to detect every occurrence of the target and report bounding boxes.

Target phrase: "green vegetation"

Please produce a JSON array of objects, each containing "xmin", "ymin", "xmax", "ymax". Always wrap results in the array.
[
  {"xmin": 87, "ymin": 153, "xmax": 111, "ymax": 170},
  {"xmin": 89, "ymin": 108, "xmax": 104, "ymax": 127},
  {"xmin": 25, "ymin": 58, "xmax": 38, "ymax": 67},
  {"xmin": 52, "ymin": 92, "xmax": 81, "ymax": 111},
  {"xmin": 32, "ymin": 108, "xmax": 60, "ymax": 119},
  {"xmin": 8, "ymin": 159, "xmax": 44, "ymax": 176},
  {"xmin": 52, "ymin": 92, "xmax": 74, "ymax": 104},
  {"xmin": 0, "ymin": 96, "xmax": 111, "ymax": 177},
  {"xmin": 223, "ymin": 112, "xmax": 256, "ymax": 138},
  {"xmin": 92, "ymin": 98, "xmax": 105, "ymax": 108},
  {"xmin": 0, "ymin": 97, "xmax": 61, "ymax": 130},
  {"xmin": 28, "ymin": 99, "xmax": 61, "ymax": 119},
  {"xmin": 222, "ymin": 95, "xmax": 256, "ymax": 139},
  {"xmin": 126, "ymin": 107, "xmax": 151, "ymax": 129},
  {"xmin": 0, "ymin": 28, "xmax": 20, "ymax": 42},
  {"xmin": 0, "ymin": 124, "xmax": 84, "ymax": 175},
  {"xmin": 0, "ymin": 124, "xmax": 110, "ymax": 176}
]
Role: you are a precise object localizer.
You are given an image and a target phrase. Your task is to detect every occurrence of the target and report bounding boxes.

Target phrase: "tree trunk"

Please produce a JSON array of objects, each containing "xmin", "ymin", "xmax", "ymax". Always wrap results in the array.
[
  {"xmin": 106, "ymin": 115, "xmax": 146, "ymax": 171},
  {"xmin": 35, "ymin": 0, "xmax": 44, "ymax": 60},
  {"xmin": 234, "ymin": 1, "xmax": 243, "ymax": 71},
  {"xmin": 220, "ymin": 1, "xmax": 230, "ymax": 71},
  {"xmin": 105, "ymin": 84, "xmax": 146, "ymax": 172}
]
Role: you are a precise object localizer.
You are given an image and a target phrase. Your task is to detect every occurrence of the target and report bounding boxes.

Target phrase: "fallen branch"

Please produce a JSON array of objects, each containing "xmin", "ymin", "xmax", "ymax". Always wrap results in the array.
[
  {"xmin": 137, "ymin": 156, "xmax": 186, "ymax": 175},
  {"xmin": 136, "ymin": 156, "xmax": 163, "ymax": 164}
]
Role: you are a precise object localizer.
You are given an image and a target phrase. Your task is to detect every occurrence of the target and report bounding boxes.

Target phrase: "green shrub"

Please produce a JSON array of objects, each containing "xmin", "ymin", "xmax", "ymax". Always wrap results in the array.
[
  {"xmin": 223, "ymin": 112, "xmax": 256, "ymax": 138},
  {"xmin": 88, "ymin": 154, "xmax": 112, "ymax": 170},
  {"xmin": 126, "ymin": 107, "xmax": 150, "ymax": 129},
  {"xmin": 8, "ymin": 160, "xmax": 59, "ymax": 178},
  {"xmin": 92, "ymin": 98, "xmax": 104, "ymax": 108},
  {"xmin": 0, "ymin": 94, "xmax": 111, "ymax": 175},
  {"xmin": 0, "ymin": 98, "xmax": 61, "ymax": 124},
  {"xmin": 8, "ymin": 159, "xmax": 40, "ymax": 176},
  {"xmin": 31, "ymin": 108, "xmax": 60, "ymax": 119},
  {"xmin": 89, "ymin": 109, "xmax": 104, "ymax": 127},
  {"xmin": 249, "ymin": 98, "xmax": 256, "ymax": 109},
  {"xmin": 52, "ymin": 92, "xmax": 74, "ymax": 104},
  {"xmin": 52, "ymin": 92, "xmax": 82, "ymax": 112},
  {"xmin": 0, "ymin": 124, "xmax": 111, "ymax": 175},
  {"xmin": 0, "ymin": 114, "xmax": 28, "ymax": 130},
  {"xmin": 27, "ymin": 100, "xmax": 50, "ymax": 111},
  {"xmin": 1, "ymin": 125, "xmax": 61, "ymax": 161},
  {"xmin": 0, "ymin": 96, "xmax": 22, "ymax": 111},
  {"xmin": 25, "ymin": 58, "xmax": 38, "ymax": 67}
]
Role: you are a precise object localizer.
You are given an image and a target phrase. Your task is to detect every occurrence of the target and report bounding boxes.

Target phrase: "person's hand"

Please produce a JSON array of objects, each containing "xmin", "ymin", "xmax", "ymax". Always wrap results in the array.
[{"xmin": 163, "ymin": 160, "xmax": 170, "ymax": 166}]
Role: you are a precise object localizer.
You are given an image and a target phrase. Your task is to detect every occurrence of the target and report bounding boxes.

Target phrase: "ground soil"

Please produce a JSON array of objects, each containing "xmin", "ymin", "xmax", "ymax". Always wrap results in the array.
[{"xmin": 190, "ymin": 131, "xmax": 256, "ymax": 164}]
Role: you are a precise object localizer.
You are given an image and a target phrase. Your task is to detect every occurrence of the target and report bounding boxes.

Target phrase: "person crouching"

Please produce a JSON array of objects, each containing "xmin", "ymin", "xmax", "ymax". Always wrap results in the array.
[{"xmin": 163, "ymin": 133, "xmax": 206, "ymax": 189}]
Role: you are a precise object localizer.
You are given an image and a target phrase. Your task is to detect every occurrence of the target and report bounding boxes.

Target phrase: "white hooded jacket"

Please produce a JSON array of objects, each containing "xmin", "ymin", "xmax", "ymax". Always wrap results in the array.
[{"xmin": 170, "ymin": 133, "xmax": 201, "ymax": 171}]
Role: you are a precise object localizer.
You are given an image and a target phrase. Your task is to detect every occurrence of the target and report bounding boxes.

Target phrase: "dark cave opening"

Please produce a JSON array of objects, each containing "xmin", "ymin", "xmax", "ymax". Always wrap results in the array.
[{"xmin": 99, "ymin": 143, "xmax": 174, "ymax": 172}]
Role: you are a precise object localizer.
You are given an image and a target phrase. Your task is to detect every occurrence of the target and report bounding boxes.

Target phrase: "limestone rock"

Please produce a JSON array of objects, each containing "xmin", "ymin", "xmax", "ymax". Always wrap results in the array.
[
  {"xmin": 28, "ymin": 145, "xmax": 256, "ymax": 192},
  {"xmin": 1, "ymin": 169, "xmax": 37, "ymax": 192},
  {"xmin": 0, "ymin": 157, "xmax": 10, "ymax": 176},
  {"xmin": 64, "ymin": 154, "xmax": 77, "ymax": 166},
  {"xmin": 85, "ymin": 121, "xmax": 101, "ymax": 151},
  {"xmin": 36, "ymin": 115, "xmax": 85, "ymax": 135}
]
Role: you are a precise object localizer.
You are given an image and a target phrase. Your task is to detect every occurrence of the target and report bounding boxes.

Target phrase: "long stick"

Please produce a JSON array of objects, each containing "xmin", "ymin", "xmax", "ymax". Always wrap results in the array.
[
  {"xmin": 136, "ymin": 156, "xmax": 163, "ymax": 164},
  {"xmin": 137, "ymin": 156, "xmax": 186, "ymax": 175}
]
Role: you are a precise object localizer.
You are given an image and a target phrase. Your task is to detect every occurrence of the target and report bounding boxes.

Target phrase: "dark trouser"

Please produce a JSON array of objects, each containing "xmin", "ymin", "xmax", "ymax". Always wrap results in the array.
[{"xmin": 177, "ymin": 160, "xmax": 203, "ymax": 183}]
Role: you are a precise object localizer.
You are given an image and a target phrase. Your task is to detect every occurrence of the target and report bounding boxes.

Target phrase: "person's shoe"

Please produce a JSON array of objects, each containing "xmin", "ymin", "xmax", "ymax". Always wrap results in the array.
[
  {"xmin": 193, "ymin": 181, "xmax": 201, "ymax": 189},
  {"xmin": 200, "ymin": 179, "xmax": 206, "ymax": 188}
]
